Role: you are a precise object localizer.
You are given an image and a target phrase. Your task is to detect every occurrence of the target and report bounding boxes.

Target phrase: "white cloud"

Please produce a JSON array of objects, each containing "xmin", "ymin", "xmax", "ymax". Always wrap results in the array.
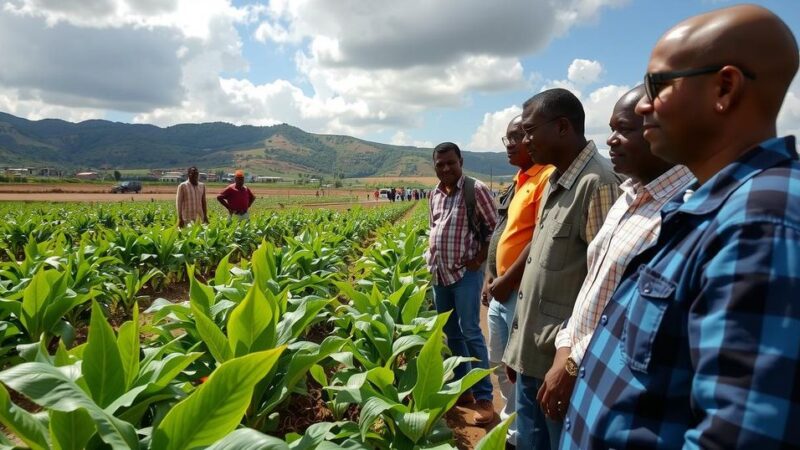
[
  {"xmin": 0, "ymin": 0, "xmax": 635, "ymax": 144},
  {"xmin": 568, "ymin": 59, "xmax": 603, "ymax": 85},
  {"xmin": 468, "ymin": 59, "xmax": 630, "ymax": 155},
  {"xmin": 468, "ymin": 106, "xmax": 523, "ymax": 152},
  {"xmin": 778, "ymin": 72, "xmax": 800, "ymax": 146},
  {"xmin": 390, "ymin": 131, "xmax": 434, "ymax": 148}
]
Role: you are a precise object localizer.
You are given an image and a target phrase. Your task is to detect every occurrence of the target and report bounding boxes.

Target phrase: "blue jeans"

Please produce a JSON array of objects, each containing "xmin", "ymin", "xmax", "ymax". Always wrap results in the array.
[
  {"xmin": 488, "ymin": 291, "xmax": 518, "ymax": 445},
  {"xmin": 516, "ymin": 374, "xmax": 563, "ymax": 450},
  {"xmin": 432, "ymin": 269, "xmax": 493, "ymax": 402}
]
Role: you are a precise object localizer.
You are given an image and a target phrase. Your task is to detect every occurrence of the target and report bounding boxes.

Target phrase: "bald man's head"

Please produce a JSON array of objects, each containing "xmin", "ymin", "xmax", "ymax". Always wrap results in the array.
[
  {"xmin": 654, "ymin": 4, "xmax": 797, "ymax": 118},
  {"xmin": 635, "ymin": 5, "xmax": 797, "ymax": 183}
]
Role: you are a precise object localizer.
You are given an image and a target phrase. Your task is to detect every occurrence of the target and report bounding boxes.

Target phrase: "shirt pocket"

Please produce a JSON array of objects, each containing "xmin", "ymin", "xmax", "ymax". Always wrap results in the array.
[
  {"xmin": 538, "ymin": 221, "xmax": 572, "ymax": 271},
  {"xmin": 621, "ymin": 266, "xmax": 676, "ymax": 373}
]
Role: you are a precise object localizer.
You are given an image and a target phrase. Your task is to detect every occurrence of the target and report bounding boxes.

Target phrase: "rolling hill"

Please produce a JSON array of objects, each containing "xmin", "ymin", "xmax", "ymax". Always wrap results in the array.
[{"xmin": 0, "ymin": 111, "xmax": 515, "ymax": 178}]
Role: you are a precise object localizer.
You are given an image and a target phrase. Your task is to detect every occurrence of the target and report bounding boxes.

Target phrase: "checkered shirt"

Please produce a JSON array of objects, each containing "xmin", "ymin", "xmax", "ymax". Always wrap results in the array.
[
  {"xmin": 555, "ymin": 165, "xmax": 694, "ymax": 364},
  {"xmin": 549, "ymin": 141, "xmax": 619, "ymax": 244},
  {"xmin": 561, "ymin": 136, "xmax": 800, "ymax": 449},
  {"xmin": 425, "ymin": 175, "xmax": 498, "ymax": 286}
]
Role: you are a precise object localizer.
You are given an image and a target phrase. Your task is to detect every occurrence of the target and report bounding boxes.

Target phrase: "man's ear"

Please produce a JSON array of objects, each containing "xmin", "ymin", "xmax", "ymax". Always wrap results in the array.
[
  {"xmin": 459, "ymin": 157, "xmax": 464, "ymax": 167},
  {"xmin": 558, "ymin": 117, "xmax": 570, "ymax": 136},
  {"xmin": 714, "ymin": 65, "xmax": 747, "ymax": 113}
]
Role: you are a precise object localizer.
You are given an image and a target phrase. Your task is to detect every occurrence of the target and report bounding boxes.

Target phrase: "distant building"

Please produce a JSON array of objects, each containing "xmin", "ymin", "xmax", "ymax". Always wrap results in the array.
[
  {"xmin": 37, "ymin": 167, "xmax": 62, "ymax": 177},
  {"xmin": 4, "ymin": 168, "xmax": 34, "ymax": 177},
  {"xmin": 76, "ymin": 171, "xmax": 99, "ymax": 180},
  {"xmin": 255, "ymin": 176, "xmax": 282, "ymax": 183},
  {"xmin": 159, "ymin": 171, "xmax": 183, "ymax": 183}
]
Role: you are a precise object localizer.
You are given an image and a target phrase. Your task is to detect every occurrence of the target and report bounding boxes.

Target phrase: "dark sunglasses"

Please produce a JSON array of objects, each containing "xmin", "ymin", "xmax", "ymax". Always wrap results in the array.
[{"xmin": 644, "ymin": 65, "xmax": 756, "ymax": 101}]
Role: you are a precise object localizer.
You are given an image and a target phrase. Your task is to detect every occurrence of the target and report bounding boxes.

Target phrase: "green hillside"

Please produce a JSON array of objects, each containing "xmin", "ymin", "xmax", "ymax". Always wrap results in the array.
[{"xmin": 0, "ymin": 111, "xmax": 515, "ymax": 177}]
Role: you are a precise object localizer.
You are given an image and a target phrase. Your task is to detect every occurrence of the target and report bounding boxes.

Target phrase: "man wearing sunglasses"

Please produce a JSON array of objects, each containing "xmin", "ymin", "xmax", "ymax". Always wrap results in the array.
[
  {"xmin": 503, "ymin": 88, "xmax": 622, "ymax": 450},
  {"xmin": 562, "ymin": 5, "xmax": 800, "ymax": 449}
]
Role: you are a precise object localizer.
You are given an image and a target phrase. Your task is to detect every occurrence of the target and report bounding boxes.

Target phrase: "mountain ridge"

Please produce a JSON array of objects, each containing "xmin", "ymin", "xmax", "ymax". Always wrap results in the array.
[{"xmin": 0, "ymin": 111, "xmax": 515, "ymax": 177}]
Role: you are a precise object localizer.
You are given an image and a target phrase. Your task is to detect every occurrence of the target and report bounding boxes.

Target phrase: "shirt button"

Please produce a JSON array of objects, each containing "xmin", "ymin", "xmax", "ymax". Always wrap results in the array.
[
  {"xmin": 565, "ymin": 417, "xmax": 571, "ymax": 430},
  {"xmin": 643, "ymin": 283, "xmax": 652, "ymax": 294},
  {"xmin": 518, "ymin": 292, "xmax": 523, "ymax": 299},
  {"xmin": 513, "ymin": 321, "xmax": 519, "ymax": 330},
  {"xmin": 579, "ymin": 367, "xmax": 585, "ymax": 378},
  {"xmin": 527, "ymin": 256, "xmax": 532, "ymax": 264},
  {"xmin": 600, "ymin": 315, "xmax": 608, "ymax": 325}
]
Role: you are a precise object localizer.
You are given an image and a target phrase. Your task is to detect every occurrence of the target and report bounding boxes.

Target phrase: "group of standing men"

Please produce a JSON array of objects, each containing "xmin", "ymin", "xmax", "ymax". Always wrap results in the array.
[
  {"xmin": 175, "ymin": 166, "xmax": 255, "ymax": 227},
  {"xmin": 425, "ymin": 4, "xmax": 800, "ymax": 449}
]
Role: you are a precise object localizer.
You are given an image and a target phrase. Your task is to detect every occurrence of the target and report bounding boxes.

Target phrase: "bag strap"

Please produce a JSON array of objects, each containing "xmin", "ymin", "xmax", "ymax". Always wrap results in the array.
[{"xmin": 463, "ymin": 176, "xmax": 480, "ymax": 236}]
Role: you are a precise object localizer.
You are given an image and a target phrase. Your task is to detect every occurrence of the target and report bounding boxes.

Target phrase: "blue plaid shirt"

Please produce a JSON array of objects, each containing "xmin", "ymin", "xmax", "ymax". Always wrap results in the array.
[{"xmin": 562, "ymin": 136, "xmax": 800, "ymax": 449}]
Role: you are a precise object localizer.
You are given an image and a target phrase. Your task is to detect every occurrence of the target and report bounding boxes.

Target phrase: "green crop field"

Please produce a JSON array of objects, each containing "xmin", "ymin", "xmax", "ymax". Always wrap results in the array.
[{"xmin": 0, "ymin": 200, "xmax": 512, "ymax": 449}]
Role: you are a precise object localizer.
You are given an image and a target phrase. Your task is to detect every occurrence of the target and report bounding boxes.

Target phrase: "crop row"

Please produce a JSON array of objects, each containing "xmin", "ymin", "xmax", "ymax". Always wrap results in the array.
[{"xmin": 0, "ymin": 203, "xmax": 512, "ymax": 449}]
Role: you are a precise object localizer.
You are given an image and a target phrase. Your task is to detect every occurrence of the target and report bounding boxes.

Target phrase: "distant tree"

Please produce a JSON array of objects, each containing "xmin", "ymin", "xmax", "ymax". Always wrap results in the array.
[{"xmin": 113, "ymin": 170, "xmax": 121, "ymax": 181}]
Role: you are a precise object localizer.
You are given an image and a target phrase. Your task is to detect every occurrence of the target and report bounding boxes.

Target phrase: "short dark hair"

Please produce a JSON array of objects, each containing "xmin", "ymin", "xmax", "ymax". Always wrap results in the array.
[
  {"xmin": 522, "ymin": 88, "xmax": 585, "ymax": 135},
  {"xmin": 433, "ymin": 142, "xmax": 462, "ymax": 159},
  {"xmin": 187, "ymin": 166, "xmax": 198, "ymax": 173}
]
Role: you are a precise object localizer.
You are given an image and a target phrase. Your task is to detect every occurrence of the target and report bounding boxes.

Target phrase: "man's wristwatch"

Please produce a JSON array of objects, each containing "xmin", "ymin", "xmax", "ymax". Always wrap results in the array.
[{"xmin": 565, "ymin": 356, "xmax": 579, "ymax": 377}]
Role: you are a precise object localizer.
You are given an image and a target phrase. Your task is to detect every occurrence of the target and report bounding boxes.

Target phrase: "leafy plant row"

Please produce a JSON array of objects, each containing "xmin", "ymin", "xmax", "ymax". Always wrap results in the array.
[{"xmin": 0, "ymin": 202, "xmax": 513, "ymax": 449}]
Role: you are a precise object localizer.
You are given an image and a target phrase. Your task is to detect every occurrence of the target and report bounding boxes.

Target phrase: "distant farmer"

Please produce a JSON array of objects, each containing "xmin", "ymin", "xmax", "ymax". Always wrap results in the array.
[
  {"xmin": 176, "ymin": 166, "xmax": 208, "ymax": 227},
  {"xmin": 217, "ymin": 169, "xmax": 255, "ymax": 222}
]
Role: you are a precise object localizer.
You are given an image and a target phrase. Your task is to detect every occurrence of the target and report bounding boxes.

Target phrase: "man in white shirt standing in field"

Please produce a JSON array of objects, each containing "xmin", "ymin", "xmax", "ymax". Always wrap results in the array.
[{"xmin": 176, "ymin": 165, "xmax": 208, "ymax": 227}]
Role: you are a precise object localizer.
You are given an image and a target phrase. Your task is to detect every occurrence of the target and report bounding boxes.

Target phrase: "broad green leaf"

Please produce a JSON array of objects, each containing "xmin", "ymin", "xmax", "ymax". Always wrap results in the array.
[
  {"xmin": 385, "ymin": 334, "xmax": 427, "ymax": 369},
  {"xmin": 309, "ymin": 364, "xmax": 327, "ymax": 387},
  {"xmin": 397, "ymin": 411, "xmax": 430, "ymax": 444},
  {"xmin": 0, "ymin": 384, "xmax": 49, "ymax": 450},
  {"xmin": 83, "ymin": 301, "xmax": 126, "ymax": 408},
  {"xmin": 49, "ymin": 408, "xmax": 96, "ymax": 450},
  {"xmin": 412, "ymin": 312, "xmax": 449, "ymax": 410},
  {"xmin": 400, "ymin": 287, "xmax": 427, "ymax": 325},
  {"xmin": 227, "ymin": 284, "xmax": 274, "ymax": 356},
  {"xmin": 147, "ymin": 352, "xmax": 204, "ymax": 388},
  {"xmin": 474, "ymin": 413, "xmax": 517, "ymax": 450},
  {"xmin": 213, "ymin": 252, "xmax": 234, "ymax": 287},
  {"xmin": 20, "ymin": 268, "xmax": 53, "ymax": 339},
  {"xmin": 275, "ymin": 296, "xmax": 330, "ymax": 346},
  {"xmin": 429, "ymin": 367, "xmax": 495, "ymax": 413},
  {"xmin": 116, "ymin": 305, "xmax": 140, "ymax": 390},
  {"xmin": 0, "ymin": 363, "xmax": 139, "ymax": 449},
  {"xmin": 288, "ymin": 422, "xmax": 337, "ymax": 450},
  {"xmin": 151, "ymin": 346, "xmax": 286, "ymax": 450},
  {"xmin": 53, "ymin": 341, "xmax": 73, "ymax": 367},
  {"xmin": 191, "ymin": 303, "xmax": 232, "ymax": 363},
  {"xmin": 207, "ymin": 428, "xmax": 290, "ymax": 450},
  {"xmin": 189, "ymin": 265, "xmax": 215, "ymax": 314},
  {"xmin": 358, "ymin": 396, "xmax": 404, "ymax": 440}
]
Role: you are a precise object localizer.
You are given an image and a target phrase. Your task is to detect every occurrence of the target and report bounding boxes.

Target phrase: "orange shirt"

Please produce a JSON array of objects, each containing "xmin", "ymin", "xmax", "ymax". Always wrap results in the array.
[{"xmin": 496, "ymin": 164, "xmax": 555, "ymax": 276}]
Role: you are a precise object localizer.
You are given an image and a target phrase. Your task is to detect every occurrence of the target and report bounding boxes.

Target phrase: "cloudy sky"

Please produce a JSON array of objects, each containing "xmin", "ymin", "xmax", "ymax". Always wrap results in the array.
[{"xmin": 1, "ymin": 0, "xmax": 798, "ymax": 153}]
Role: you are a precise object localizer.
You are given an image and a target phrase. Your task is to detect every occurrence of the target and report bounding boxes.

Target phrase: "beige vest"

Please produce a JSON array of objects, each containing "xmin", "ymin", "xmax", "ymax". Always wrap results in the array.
[{"xmin": 503, "ymin": 146, "xmax": 621, "ymax": 378}]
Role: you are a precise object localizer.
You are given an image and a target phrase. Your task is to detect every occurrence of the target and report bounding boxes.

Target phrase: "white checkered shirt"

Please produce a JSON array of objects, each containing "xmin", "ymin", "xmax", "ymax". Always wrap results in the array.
[{"xmin": 555, "ymin": 165, "xmax": 694, "ymax": 364}]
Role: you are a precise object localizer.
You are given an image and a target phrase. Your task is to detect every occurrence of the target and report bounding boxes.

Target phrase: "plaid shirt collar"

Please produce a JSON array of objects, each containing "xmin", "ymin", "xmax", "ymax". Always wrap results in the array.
[
  {"xmin": 434, "ymin": 174, "xmax": 465, "ymax": 196},
  {"xmin": 666, "ymin": 136, "xmax": 797, "ymax": 217},
  {"xmin": 619, "ymin": 165, "xmax": 694, "ymax": 201},
  {"xmin": 551, "ymin": 140, "xmax": 598, "ymax": 191}
]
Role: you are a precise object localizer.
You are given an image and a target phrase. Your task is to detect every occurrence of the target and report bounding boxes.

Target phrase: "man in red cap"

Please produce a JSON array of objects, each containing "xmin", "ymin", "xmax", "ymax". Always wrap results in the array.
[{"xmin": 217, "ymin": 169, "xmax": 256, "ymax": 222}]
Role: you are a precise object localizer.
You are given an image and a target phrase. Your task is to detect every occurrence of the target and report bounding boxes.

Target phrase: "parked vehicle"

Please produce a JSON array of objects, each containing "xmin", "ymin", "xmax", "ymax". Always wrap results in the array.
[{"xmin": 111, "ymin": 180, "xmax": 142, "ymax": 193}]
